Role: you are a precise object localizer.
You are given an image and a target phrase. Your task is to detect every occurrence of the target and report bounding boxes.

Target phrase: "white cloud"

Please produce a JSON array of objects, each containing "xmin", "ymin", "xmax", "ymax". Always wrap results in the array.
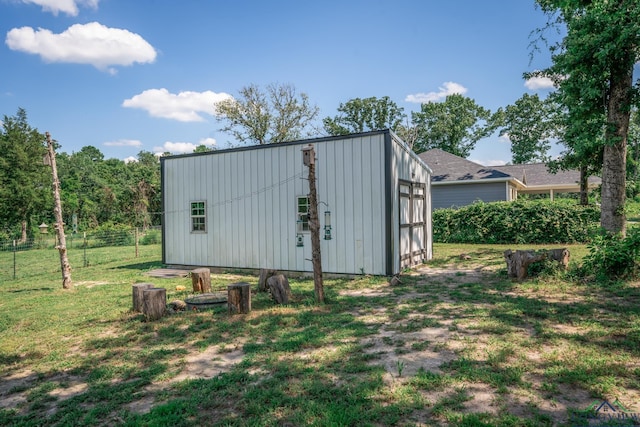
[
  {"xmin": 21, "ymin": 0, "xmax": 99, "ymax": 16},
  {"xmin": 499, "ymin": 133, "xmax": 511, "ymax": 143},
  {"xmin": 482, "ymin": 159, "xmax": 507, "ymax": 166},
  {"xmin": 524, "ymin": 76, "xmax": 555, "ymax": 90},
  {"xmin": 153, "ymin": 141, "xmax": 197, "ymax": 154},
  {"xmin": 5, "ymin": 22, "xmax": 156, "ymax": 73},
  {"xmin": 123, "ymin": 88, "xmax": 232, "ymax": 122},
  {"xmin": 405, "ymin": 82, "xmax": 468, "ymax": 103},
  {"xmin": 123, "ymin": 156, "xmax": 138, "ymax": 163},
  {"xmin": 104, "ymin": 139, "xmax": 142, "ymax": 147},
  {"xmin": 199, "ymin": 137, "xmax": 216, "ymax": 147}
]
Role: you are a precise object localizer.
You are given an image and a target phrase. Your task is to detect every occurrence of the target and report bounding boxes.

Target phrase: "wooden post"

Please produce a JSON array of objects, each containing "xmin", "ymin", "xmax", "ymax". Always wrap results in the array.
[
  {"xmin": 302, "ymin": 144, "xmax": 324, "ymax": 303},
  {"xmin": 227, "ymin": 282, "xmax": 251, "ymax": 314},
  {"xmin": 45, "ymin": 132, "xmax": 72, "ymax": 289},
  {"xmin": 132, "ymin": 283, "xmax": 155, "ymax": 312},
  {"xmin": 142, "ymin": 287, "xmax": 166, "ymax": 321},
  {"xmin": 191, "ymin": 268, "xmax": 211, "ymax": 293}
]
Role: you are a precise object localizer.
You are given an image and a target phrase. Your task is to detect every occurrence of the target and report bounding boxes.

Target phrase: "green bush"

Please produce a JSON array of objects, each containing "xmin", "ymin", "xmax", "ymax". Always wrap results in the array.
[
  {"xmin": 580, "ymin": 228, "xmax": 640, "ymax": 282},
  {"xmin": 140, "ymin": 229, "xmax": 161, "ymax": 245},
  {"xmin": 89, "ymin": 223, "xmax": 135, "ymax": 247},
  {"xmin": 433, "ymin": 200, "xmax": 600, "ymax": 244}
]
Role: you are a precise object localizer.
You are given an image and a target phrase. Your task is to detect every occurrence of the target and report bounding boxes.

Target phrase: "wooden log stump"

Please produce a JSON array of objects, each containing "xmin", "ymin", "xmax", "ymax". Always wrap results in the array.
[
  {"xmin": 504, "ymin": 248, "xmax": 570, "ymax": 280},
  {"xmin": 267, "ymin": 274, "xmax": 292, "ymax": 304},
  {"xmin": 132, "ymin": 283, "xmax": 154, "ymax": 312},
  {"xmin": 142, "ymin": 287, "xmax": 166, "ymax": 321},
  {"xmin": 258, "ymin": 268, "xmax": 277, "ymax": 292},
  {"xmin": 227, "ymin": 282, "xmax": 251, "ymax": 314},
  {"xmin": 191, "ymin": 268, "xmax": 211, "ymax": 293}
]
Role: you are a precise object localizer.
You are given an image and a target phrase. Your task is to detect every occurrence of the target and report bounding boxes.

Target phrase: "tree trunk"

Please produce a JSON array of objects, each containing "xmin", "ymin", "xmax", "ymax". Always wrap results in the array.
[
  {"xmin": 579, "ymin": 164, "xmax": 589, "ymax": 206},
  {"xmin": 19, "ymin": 220, "xmax": 27, "ymax": 244},
  {"xmin": 46, "ymin": 132, "xmax": 72, "ymax": 289},
  {"xmin": 305, "ymin": 145, "xmax": 324, "ymax": 303},
  {"xmin": 601, "ymin": 51, "xmax": 633, "ymax": 235},
  {"xmin": 132, "ymin": 283, "xmax": 155, "ymax": 312},
  {"xmin": 142, "ymin": 287, "xmax": 166, "ymax": 321},
  {"xmin": 504, "ymin": 249, "xmax": 570, "ymax": 280},
  {"xmin": 227, "ymin": 282, "xmax": 251, "ymax": 314},
  {"xmin": 191, "ymin": 268, "xmax": 211, "ymax": 293},
  {"xmin": 267, "ymin": 274, "xmax": 292, "ymax": 304},
  {"xmin": 258, "ymin": 268, "xmax": 277, "ymax": 292}
]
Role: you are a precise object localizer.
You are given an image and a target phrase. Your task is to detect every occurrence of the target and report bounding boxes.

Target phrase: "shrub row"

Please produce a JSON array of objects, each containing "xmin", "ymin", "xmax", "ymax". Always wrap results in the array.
[{"xmin": 433, "ymin": 200, "xmax": 600, "ymax": 244}]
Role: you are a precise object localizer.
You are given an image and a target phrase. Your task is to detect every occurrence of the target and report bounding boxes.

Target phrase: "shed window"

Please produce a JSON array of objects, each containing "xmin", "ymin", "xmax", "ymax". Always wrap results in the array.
[
  {"xmin": 191, "ymin": 201, "xmax": 206, "ymax": 233},
  {"xmin": 297, "ymin": 196, "xmax": 310, "ymax": 233}
]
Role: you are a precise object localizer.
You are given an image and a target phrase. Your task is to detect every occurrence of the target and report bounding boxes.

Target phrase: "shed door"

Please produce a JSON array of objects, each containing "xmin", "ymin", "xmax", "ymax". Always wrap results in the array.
[{"xmin": 399, "ymin": 180, "xmax": 427, "ymax": 269}]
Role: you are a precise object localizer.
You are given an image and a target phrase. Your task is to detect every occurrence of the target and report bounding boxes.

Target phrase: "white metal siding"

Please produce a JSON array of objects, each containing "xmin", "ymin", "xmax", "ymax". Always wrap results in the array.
[{"xmin": 163, "ymin": 134, "xmax": 389, "ymax": 275}]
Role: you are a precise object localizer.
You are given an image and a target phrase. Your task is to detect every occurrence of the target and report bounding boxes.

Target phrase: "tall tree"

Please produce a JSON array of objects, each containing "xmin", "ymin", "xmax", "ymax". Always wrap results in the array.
[
  {"xmin": 536, "ymin": 0, "xmax": 640, "ymax": 234},
  {"xmin": 0, "ymin": 108, "xmax": 51, "ymax": 241},
  {"xmin": 214, "ymin": 83, "xmax": 319, "ymax": 145},
  {"xmin": 411, "ymin": 94, "xmax": 497, "ymax": 157},
  {"xmin": 323, "ymin": 96, "xmax": 406, "ymax": 136},
  {"xmin": 497, "ymin": 93, "xmax": 558, "ymax": 164}
]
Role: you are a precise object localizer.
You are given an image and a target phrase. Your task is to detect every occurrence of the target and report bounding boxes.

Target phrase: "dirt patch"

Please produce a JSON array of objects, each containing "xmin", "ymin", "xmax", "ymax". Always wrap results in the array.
[{"xmin": 172, "ymin": 345, "xmax": 244, "ymax": 382}]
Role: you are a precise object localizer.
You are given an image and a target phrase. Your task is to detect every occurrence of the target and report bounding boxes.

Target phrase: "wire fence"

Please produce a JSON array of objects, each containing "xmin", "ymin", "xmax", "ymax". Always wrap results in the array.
[{"xmin": 0, "ymin": 227, "xmax": 162, "ymax": 282}]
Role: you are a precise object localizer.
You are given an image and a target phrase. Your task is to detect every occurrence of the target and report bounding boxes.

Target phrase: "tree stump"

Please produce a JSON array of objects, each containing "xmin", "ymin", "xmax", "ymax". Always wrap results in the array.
[
  {"xmin": 504, "ymin": 248, "xmax": 570, "ymax": 280},
  {"xmin": 227, "ymin": 282, "xmax": 251, "ymax": 314},
  {"xmin": 267, "ymin": 274, "xmax": 292, "ymax": 304},
  {"xmin": 132, "ymin": 283, "xmax": 154, "ymax": 312},
  {"xmin": 258, "ymin": 268, "xmax": 277, "ymax": 292},
  {"xmin": 191, "ymin": 268, "xmax": 211, "ymax": 293},
  {"xmin": 142, "ymin": 287, "xmax": 166, "ymax": 321}
]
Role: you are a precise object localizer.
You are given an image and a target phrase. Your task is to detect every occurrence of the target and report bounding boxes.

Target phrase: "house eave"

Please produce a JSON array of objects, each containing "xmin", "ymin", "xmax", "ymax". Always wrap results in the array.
[{"xmin": 433, "ymin": 177, "xmax": 525, "ymax": 189}]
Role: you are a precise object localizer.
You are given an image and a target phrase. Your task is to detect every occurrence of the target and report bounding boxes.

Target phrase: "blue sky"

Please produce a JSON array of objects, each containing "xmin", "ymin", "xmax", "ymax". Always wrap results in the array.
[{"xmin": 0, "ymin": 0, "xmax": 559, "ymax": 165}]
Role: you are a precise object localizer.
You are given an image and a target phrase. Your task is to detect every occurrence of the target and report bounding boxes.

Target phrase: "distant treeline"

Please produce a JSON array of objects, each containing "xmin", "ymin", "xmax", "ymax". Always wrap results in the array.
[{"xmin": 0, "ymin": 108, "xmax": 161, "ymax": 240}]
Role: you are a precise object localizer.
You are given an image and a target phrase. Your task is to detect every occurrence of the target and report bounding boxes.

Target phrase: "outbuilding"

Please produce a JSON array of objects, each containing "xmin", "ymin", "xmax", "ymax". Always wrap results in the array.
[{"xmin": 161, "ymin": 130, "xmax": 432, "ymax": 276}]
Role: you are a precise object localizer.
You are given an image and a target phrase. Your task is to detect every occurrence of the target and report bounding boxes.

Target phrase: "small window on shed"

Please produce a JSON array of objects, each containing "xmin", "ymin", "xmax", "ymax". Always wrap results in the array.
[
  {"xmin": 191, "ymin": 201, "xmax": 206, "ymax": 233},
  {"xmin": 297, "ymin": 196, "xmax": 310, "ymax": 233}
]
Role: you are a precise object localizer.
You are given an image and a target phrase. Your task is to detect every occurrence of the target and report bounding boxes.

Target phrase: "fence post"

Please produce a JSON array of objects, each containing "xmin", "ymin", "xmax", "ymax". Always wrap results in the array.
[
  {"xmin": 13, "ymin": 240, "xmax": 16, "ymax": 280},
  {"xmin": 83, "ymin": 232, "xmax": 87, "ymax": 267},
  {"xmin": 135, "ymin": 227, "xmax": 139, "ymax": 258}
]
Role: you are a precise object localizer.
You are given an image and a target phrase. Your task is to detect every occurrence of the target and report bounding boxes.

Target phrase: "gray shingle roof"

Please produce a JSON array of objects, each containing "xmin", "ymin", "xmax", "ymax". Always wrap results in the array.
[
  {"xmin": 418, "ymin": 148, "xmax": 601, "ymax": 188},
  {"xmin": 493, "ymin": 163, "xmax": 601, "ymax": 187},
  {"xmin": 418, "ymin": 149, "xmax": 512, "ymax": 183}
]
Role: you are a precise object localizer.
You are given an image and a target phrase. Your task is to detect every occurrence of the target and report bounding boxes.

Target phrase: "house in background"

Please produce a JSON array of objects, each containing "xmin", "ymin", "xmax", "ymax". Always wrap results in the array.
[
  {"xmin": 418, "ymin": 148, "xmax": 601, "ymax": 209},
  {"xmin": 161, "ymin": 130, "xmax": 432, "ymax": 276}
]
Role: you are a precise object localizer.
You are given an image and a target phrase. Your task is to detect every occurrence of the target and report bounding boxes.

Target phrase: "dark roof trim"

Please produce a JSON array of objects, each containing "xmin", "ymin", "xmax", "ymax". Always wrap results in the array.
[{"xmin": 162, "ymin": 129, "xmax": 394, "ymax": 160}]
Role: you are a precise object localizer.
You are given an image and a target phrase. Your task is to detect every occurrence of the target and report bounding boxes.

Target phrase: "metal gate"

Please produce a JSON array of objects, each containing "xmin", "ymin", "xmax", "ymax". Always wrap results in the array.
[{"xmin": 399, "ymin": 180, "xmax": 427, "ymax": 269}]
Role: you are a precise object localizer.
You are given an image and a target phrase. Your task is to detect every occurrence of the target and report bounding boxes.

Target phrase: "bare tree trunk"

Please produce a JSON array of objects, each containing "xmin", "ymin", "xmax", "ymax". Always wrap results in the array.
[
  {"xmin": 601, "ymin": 54, "xmax": 632, "ymax": 235},
  {"xmin": 46, "ymin": 132, "xmax": 72, "ymax": 289},
  {"xmin": 304, "ymin": 145, "xmax": 324, "ymax": 303},
  {"xmin": 19, "ymin": 220, "xmax": 27, "ymax": 244}
]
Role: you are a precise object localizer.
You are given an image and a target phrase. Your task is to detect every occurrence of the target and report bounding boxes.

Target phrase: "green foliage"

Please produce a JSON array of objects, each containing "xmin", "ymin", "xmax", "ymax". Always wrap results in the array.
[
  {"xmin": 323, "ymin": 96, "xmax": 406, "ymax": 136},
  {"xmin": 214, "ymin": 83, "xmax": 319, "ymax": 145},
  {"xmin": 580, "ymin": 228, "xmax": 640, "ymax": 282},
  {"xmin": 534, "ymin": 0, "xmax": 640, "ymax": 233},
  {"xmin": 411, "ymin": 94, "xmax": 499, "ymax": 157},
  {"xmin": 56, "ymin": 149, "xmax": 161, "ymax": 230},
  {"xmin": 433, "ymin": 200, "xmax": 600, "ymax": 244},
  {"xmin": 91, "ymin": 223, "xmax": 134, "ymax": 247},
  {"xmin": 0, "ymin": 108, "xmax": 52, "ymax": 238},
  {"xmin": 139, "ymin": 228, "xmax": 161, "ymax": 245},
  {"xmin": 496, "ymin": 93, "xmax": 559, "ymax": 164}
]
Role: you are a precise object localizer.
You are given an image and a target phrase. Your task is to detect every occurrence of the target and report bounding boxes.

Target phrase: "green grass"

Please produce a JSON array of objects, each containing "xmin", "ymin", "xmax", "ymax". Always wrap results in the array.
[{"xmin": 1, "ymin": 243, "xmax": 639, "ymax": 426}]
